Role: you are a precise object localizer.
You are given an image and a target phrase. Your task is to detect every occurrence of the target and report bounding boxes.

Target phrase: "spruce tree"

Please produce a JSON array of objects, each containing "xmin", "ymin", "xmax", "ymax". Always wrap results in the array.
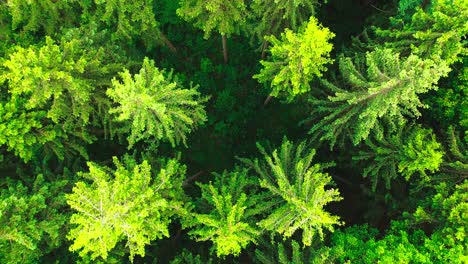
[
  {"xmin": 305, "ymin": 48, "xmax": 450, "ymax": 148},
  {"xmin": 187, "ymin": 168, "xmax": 267, "ymax": 257},
  {"xmin": 66, "ymin": 156, "xmax": 188, "ymax": 261},
  {"xmin": 107, "ymin": 58, "xmax": 207, "ymax": 149},
  {"xmin": 254, "ymin": 17, "xmax": 334, "ymax": 101},
  {"xmin": 239, "ymin": 138, "xmax": 342, "ymax": 246},
  {"xmin": 354, "ymin": 124, "xmax": 444, "ymax": 190}
]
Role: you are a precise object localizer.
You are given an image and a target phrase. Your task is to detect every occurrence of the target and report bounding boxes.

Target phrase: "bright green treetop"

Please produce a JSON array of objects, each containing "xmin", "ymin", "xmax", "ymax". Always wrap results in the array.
[
  {"xmin": 66, "ymin": 156, "xmax": 188, "ymax": 261},
  {"xmin": 354, "ymin": 124, "xmax": 444, "ymax": 190},
  {"xmin": 107, "ymin": 58, "xmax": 207, "ymax": 148},
  {"xmin": 188, "ymin": 168, "xmax": 264, "ymax": 257},
  {"xmin": 239, "ymin": 138, "xmax": 343, "ymax": 246},
  {"xmin": 254, "ymin": 17, "xmax": 334, "ymax": 100},
  {"xmin": 306, "ymin": 48, "xmax": 450, "ymax": 148},
  {"xmin": 177, "ymin": 0, "xmax": 247, "ymax": 38},
  {"xmin": 0, "ymin": 175, "xmax": 68, "ymax": 263}
]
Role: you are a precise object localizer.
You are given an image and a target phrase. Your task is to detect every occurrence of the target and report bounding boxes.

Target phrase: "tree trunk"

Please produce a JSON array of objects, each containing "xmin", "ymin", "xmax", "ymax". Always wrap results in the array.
[
  {"xmin": 263, "ymin": 95, "xmax": 273, "ymax": 106},
  {"xmin": 261, "ymin": 40, "xmax": 269, "ymax": 59},
  {"xmin": 160, "ymin": 32, "xmax": 177, "ymax": 54},
  {"xmin": 222, "ymin": 34, "xmax": 228, "ymax": 64}
]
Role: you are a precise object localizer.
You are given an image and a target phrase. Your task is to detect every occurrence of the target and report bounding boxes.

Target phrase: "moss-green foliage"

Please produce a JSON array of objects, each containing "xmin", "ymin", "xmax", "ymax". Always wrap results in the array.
[
  {"xmin": 306, "ymin": 48, "xmax": 450, "ymax": 148},
  {"xmin": 66, "ymin": 156, "xmax": 188, "ymax": 261},
  {"xmin": 240, "ymin": 138, "xmax": 343, "ymax": 246},
  {"xmin": 187, "ymin": 168, "xmax": 263, "ymax": 257},
  {"xmin": 355, "ymin": 124, "xmax": 444, "ymax": 190},
  {"xmin": 254, "ymin": 17, "xmax": 335, "ymax": 100},
  {"xmin": 376, "ymin": 0, "xmax": 468, "ymax": 65},
  {"xmin": 0, "ymin": 175, "xmax": 68, "ymax": 263},
  {"xmin": 177, "ymin": 0, "xmax": 247, "ymax": 38},
  {"xmin": 170, "ymin": 249, "xmax": 212, "ymax": 264},
  {"xmin": 107, "ymin": 58, "xmax": 208, "ymax": 148},
  {"xmin": 254, "ymin": 239, "xmax": 315, "ymax": 264},
  {"xmin": 249, "ymin": 0, "xmax": 319, "ymax": 43}
]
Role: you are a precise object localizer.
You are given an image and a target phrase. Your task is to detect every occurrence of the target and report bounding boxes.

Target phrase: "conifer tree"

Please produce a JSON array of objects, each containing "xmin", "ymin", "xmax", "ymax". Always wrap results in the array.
[
  {"xmin": 249, "ymin": 0, "xmax": 320, "ymax": 55},
  {"xmin": 66, "ymin": 156, "xmax": 188, "ymax": 261},
  {"xmin": 376, "ymin": 0, "xmax": 468, "ymax": 65},
  {"xmin": 0, "ymin": 175, "xmax": 68, "ymax": 263},
  {"xmin": 0, "ymin": 35, "xmax": 122, "ymax": 161},
  {"xmin": 177, "ymin": 0, "xmax": 247, "ymax": 63},
  {"xmin": 254, "ymin": 239, "xmax": 315, "ymax": 264},
  {"xmin": 354, "ymin": 124, "xmax": 444, "ymax": 190},
  {"xmin": 107, "ymin": 58, "xmax": 207, "ymax": 149},
  {"xmin": 254, "ymin": 17, "xmax": 334, "ymax": 101},
  {"xmin": 187, "ymin": 168, "xmax": 267, "ymax": 257},
  {"xmin": 239, "ymin": 138, "xmax": 343, "ymax": 246},
  {"xmin": 305, "ymin": 48, "xmax": 450, "ymax": 148}
]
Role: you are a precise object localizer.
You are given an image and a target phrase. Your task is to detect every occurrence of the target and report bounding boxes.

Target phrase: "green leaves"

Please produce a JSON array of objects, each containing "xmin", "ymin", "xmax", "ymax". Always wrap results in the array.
[
  {"xmin": 240, "ymin": 138, "xmax": 342, "ymax": 246},
  {"xmin": 177, "ymin": 0, "xmax": 247, "ymax": 38},
  {"xmin": 254, "ymin": 17, "xmax": 334, "ymax": 100},
  {"xmin": 306, "ymin": 48, "xmax": 450, "ymax": 148},
  {"xmin": 107, "ymin": 58, "xmax": 207, "ymax": 148},
  {"xmin": 188, "ymin": 169, "xmax": 261, "ymax": 257},
  {"xmin": 66, "ymin": 156, "xmax": 188, "ymax": 261}
]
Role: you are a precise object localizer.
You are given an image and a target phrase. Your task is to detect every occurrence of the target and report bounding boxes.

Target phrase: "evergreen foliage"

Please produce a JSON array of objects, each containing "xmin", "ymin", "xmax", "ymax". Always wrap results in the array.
[
  {"xmin": 306, "ymin": 48, "xmax": 450, "ymax": 148},
  {"xmin": 354, "ymin": 124, "xmax": 444, "ymax": 190},
  {"xmin": 187, "ymin": 168, "xmax": 263, "ymax": 257},
  {"xmin": 0, "ymin": 175, "xmax": 68, "ymax": 263},
  {"xmin": 239, "ymin": 138, "xmax": 342, "ymax": 246},
  {"xmin": 107, "ymin": 58, "xmax": 207, "ymax": 148},
  {"xmin": 254, "ymin": 17, "xmax": 335, "ymax": 100},
  {"xmin": 376, "ymin": 0, "xmax": 468, "ymax": 65},
  {"xmin": 177, "ymin": 0, "xmax": 247, "ymax": 38},
  {"xmin": 249, "ymin": 0, "xmax": 319, "ymax": 43},
  {"xmin": 66, "ymin": 156, "xmax": 188, "ymax": 261}
]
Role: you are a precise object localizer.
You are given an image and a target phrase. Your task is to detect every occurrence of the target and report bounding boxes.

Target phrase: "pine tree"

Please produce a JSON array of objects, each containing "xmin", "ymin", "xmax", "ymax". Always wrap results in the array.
[
  {"xmin": 177, "ymin": 0, "xmax": 247, "ymax": 63},
  {"xmin": 254, "ymin": 17, "xmax": 334, "ymax": 101},
  {"xmin": 354, "ymin": 124, "xmax": 444, "ymax": 190},
  {"xmin": 0, "ymin": 175, "xmax": 68, "ymax": 263},
  {"xmin": 106, "ymin": 58, "xmax": 207, "ymax": 149},
  {"xmin": 239, "ymin": 138, "xmax": 343, "ymax": 246},
  {"xmin": 187, "ymin": 168, "xmax": 267, "ymax": 257},
  {"xmin": 305, "ymin": 48, "xmax": 450, "ymax": 148},
  {"xmin": 376, "ymin": 0, "xmax": 468, "ymax": 65},
  {"xmin": 66, "ymin": 156, "xmax": 188, "ymax": 261}
]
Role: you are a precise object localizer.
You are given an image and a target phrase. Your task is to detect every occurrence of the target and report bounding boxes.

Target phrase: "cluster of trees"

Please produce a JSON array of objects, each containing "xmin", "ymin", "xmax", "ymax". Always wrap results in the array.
[{"xmin": 0, "ymin": 0, "xmax": 466, "ymax": 263}]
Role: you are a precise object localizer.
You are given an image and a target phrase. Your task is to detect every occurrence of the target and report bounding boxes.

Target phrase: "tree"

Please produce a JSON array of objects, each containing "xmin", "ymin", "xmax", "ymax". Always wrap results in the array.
[
  {"xmin": 354, "ymin": 124, "xmax": 445, "ymax": 190},
  {"xmin": 79, "ymin": 0, "xmax": 177, "ymax": 52},
  {"xmin": 305, "ymin": 48, "xmax": 450, "ymax": 148},
  {"xmin": 5, "ymin": 0, "xmax": 80, "ymax": 35},
  {"xmin": 249, "ymin": 0, "xmax": 320, "ymax": 56},
  {"xmin": 106, "ymin": 58, "xmax": 207, "ymax": 149},
  {"xmin": 0, "ymin": 175, "xmax": 68, "ymax": 264},
  {"xmin": 177, "ymin": 0, "xmax": 247, "ymax": 63},
  {"xmin": 376, "ymin": 0, "xmax": 468, "ymax": 65},
  {"xmin": 239, "ymin": 138, "xmax": 343, "ymax": 246},
  {"xmin": 0, "ymin": 34, "xmax": 122, "ymax": 162},
  {"xmin": 187, "ymin": 168, "xmax": 266, "ymax": 257},
  {"xmin": 66, "ymin": 156, "xmax": 188, "ymax": 261},
  {"xmin": 254, "ymin": 17, "xmax": 334, "ymax": 101}
]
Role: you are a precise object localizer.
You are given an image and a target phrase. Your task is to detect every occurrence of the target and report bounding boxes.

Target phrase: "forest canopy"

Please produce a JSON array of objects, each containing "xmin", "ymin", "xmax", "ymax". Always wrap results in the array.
[{"xmin": 0, "ymin": 0, "xmax": 466, "ymax": 263}]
